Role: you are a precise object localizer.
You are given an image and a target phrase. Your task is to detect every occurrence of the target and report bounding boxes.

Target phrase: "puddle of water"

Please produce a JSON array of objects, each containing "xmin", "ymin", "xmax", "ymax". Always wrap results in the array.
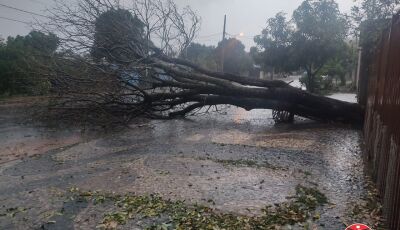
[{"xmin": 329, "ymin": 93, "xmax": 357, "ymax": 103}]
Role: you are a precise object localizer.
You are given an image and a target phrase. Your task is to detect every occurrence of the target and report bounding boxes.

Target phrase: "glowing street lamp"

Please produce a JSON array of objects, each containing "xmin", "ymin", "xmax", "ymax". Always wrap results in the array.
[{"xmin": 226, "ymin": 32, "xmax": 245, "ymax": 39}]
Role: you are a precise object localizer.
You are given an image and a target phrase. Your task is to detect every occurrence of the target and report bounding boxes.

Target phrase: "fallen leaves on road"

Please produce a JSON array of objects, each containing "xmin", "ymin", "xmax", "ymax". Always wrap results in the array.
[{"xmin": 66, "ymin": 184, "xmax": 327, "ymax": 229}]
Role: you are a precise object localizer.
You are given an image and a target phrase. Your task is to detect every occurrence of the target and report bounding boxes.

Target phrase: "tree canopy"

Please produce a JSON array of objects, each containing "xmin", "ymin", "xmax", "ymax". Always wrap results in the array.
[
  {"xmin": 0, "ymin": 31, "xmax": 59, "ymax": 95},
  {"xmin": 215, "ymin": 38, "xmax": 252, "ymax": 75},
  {"xmin": 352, "ymin": 0, "xmax": 399, "ymax": 23},
  {"xmin": 253, "ymin": 0, "xmax": 349, "ymax": 93},
  {"xmin": 351, "ymin": 0, "xmax": 399, "ymax": 50},
  {"xmin": 253, "ymin": 12, "xmax": 294, "ymax": 77},
  {"xmin": 182, "ymin": 43, "xmax": 218, "ymax": 71},
  {"xmin": 291, "ymin": 0, "xmax": 348, "ymax": 92},
  {"xmin": 91, "ymin": 9, "xmax": 147, "ymax": 62}
]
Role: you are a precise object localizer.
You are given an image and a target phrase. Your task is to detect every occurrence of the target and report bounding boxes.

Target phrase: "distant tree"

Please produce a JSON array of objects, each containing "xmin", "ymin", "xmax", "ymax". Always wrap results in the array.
[
  {"xmin": 291, "ymin": 0, "xmax": 348, "ymax": 93},
  {"xmin": 254, "ymin": 12, "xmax": 294, "ymax": 79},
  {"xmin": 318, "ymin": 42, "xmax": 355, "ymax": 86},
  {"xmin": 352, "ymin": 0, "xmax": 399, "ymax": 23},
  {"xmin": 24, "ymin": 31, "xmax": 59, "ymax": 55},
  {"xmin": 215, "ymin": 38, "xmax": 253, "ymax": 75},
  {"xmin": 182, "ymin": 43, "xmax": 218, "ymax": 70},
  {"xmin": 0, "ymin": 31, "xmax": 59, "ymax": 95},
  {"xmin": 351, "ymin": 0, "xmax": 399, "ymax": 49},
  {"xmin": 91, "ymin": 9, "xmax": 147, "ymax": 62}
]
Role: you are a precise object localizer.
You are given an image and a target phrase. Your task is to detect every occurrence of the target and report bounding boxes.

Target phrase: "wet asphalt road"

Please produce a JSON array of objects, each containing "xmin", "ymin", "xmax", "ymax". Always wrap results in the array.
[{"xmin": 0, "ymin": 95, "xmax": 379, "ymax": 229}]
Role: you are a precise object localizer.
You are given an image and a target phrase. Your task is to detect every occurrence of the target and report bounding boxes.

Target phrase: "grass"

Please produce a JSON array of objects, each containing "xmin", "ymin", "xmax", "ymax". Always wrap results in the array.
[{"xmin": 68, "ymin": 184, "xmax": 327, "ymax": 229}]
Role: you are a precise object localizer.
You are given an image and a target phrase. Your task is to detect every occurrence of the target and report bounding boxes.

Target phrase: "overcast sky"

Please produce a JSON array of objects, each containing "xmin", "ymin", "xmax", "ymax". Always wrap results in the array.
[{"xmin": 0, "ymin": 0, "xmax": 356, "ymax": 49}]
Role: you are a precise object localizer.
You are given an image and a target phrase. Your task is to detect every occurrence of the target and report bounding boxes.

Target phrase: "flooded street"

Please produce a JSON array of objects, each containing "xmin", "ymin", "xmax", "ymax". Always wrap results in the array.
[{"xmin": 0, "ymin": 94, "xmax": 379, "ymax": 229}]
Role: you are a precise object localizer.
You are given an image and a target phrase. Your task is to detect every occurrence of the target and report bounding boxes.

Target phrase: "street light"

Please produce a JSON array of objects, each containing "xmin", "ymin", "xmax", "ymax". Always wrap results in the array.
[{"xmin": 226, "ymin": 32, "xmax": 245, "ymax": 39}]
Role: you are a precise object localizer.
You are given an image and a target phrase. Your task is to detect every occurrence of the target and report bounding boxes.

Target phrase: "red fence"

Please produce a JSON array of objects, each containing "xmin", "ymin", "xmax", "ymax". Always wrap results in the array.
[{"xmin": 363, "ymin": 12, "xmax": 400, "ymax": 229}]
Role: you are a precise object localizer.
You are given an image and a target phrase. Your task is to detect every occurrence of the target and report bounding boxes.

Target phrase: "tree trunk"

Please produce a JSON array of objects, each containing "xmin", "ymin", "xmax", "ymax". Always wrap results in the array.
[
  {"xmin": 271, "ymin": 67, "xmax": 275, "ymax": 80},
  {"xmin": 306, "ymin": 71, "xmax": 315, "ymax": 93},
  {"xmin": 50, "ymin": 53, "xmax": 364, "ymax": 126}
]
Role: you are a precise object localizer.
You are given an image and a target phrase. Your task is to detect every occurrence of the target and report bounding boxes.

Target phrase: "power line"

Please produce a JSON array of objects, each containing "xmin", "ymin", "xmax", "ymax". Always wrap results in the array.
[
  {"xmin": 0, "ymin": 3, "xmax": 49, "ymax": 18},
  {"xmin": 0, "ymin": 16, "xmax": 30, "ymax": 25}
]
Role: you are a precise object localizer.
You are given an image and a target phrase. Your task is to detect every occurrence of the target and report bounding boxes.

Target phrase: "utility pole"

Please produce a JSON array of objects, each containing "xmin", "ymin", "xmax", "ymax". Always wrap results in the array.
[
  {"xmin": 222, "ymin": 15, "xmax": 226, "ymax": 41},
  {"xmin": 221, "ymin": 15, "xmax": 227, "ymax": 72}
]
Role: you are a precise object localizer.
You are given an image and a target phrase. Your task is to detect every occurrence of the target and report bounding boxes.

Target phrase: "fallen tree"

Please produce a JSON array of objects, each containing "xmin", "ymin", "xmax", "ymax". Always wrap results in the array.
[
  {"xmin": 39, "ymin": 0, "xmax": 364, "ymax": 126},
  {"xmin": 47, "ymin": 50, "xmax": 364, "ymax": 125}
]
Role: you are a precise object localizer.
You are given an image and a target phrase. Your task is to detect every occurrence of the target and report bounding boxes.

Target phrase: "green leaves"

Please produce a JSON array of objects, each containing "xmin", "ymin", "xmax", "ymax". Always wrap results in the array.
[
  {"xmin": 254, "ymin": 0, "xmax": 349, "ymax": 92},
  {"xmin": 69, "ymin": 184, "xmax": 327, "ymax": 230},
  {"xmin": 292, "ymin": 0, "xmax": 348, "ymax": 66},
  {"xmin": 253, "ymin": 12, "xmax": 294, "ymax": 75},
  {"xmin": 0, "ymin": 31, "xmax": 59, "ymax": 96}
]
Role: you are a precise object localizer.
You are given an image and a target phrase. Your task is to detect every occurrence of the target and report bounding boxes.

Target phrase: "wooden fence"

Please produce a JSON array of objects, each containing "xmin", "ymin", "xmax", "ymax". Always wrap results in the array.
[{"xmin": 362, "ymin": 12, "xmax": 400, "ymax": 229}]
